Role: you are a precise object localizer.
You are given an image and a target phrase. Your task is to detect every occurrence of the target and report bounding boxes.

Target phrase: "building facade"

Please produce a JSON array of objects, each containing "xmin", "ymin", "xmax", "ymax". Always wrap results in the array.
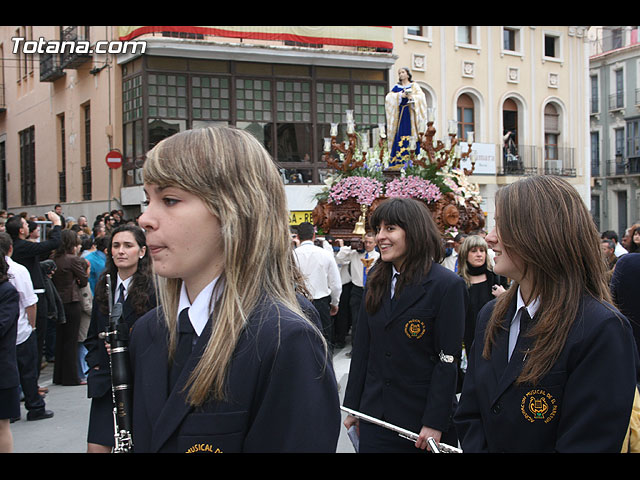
[
  {"xmin": 0, "ymin": 26, "xmax": 591, "ymax": 231},
  {"xmin": 588, "ymin": 26, "xmax": 640, "ymax": 237}
]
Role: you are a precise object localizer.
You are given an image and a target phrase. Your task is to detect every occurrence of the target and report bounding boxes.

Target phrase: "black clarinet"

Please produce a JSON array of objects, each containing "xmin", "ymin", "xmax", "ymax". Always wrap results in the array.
[{"xmin": 98, "ymin": 273, "xmax": 134, "ymax": 453}]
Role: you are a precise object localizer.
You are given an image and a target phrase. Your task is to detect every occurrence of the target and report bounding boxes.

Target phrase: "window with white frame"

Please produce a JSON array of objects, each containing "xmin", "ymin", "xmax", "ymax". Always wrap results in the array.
[
  {"xmin": 543, "ymin": 31, "xmax": 562, "ymax": 61},
  {"xmin": 406, "ymin": 26, "xmax": 431, "ymax": 39},
  {"xmin": 502, "ymin": 27, "xmax": 522, "ymax": 54},
  {"xmin": 590, "ymin": 74, "xmax": 599, "ymax": 114},
  {"xmin": 457, "ymin": 26, "xmax": 479, "ymax": 47}
]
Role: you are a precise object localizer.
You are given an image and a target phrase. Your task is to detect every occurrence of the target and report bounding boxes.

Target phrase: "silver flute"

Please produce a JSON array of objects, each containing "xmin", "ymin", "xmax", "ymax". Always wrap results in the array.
[{"xmin": 341, "ymin": 406, "xmax": 462, "ymax": 453}]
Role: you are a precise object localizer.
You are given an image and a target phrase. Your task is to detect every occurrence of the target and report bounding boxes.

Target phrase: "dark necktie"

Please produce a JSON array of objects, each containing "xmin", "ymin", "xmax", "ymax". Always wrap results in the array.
[
  {"xmin": 117, "ymin": 283, "xmax": 126, "ymax": 305},
  {"xmin": 169, "ymin": 308, "xmax": 194, "ymax": 391},
  {"xmin": 390, "ymin": 273, "xmax": 399, "ymax": 309},
  {"xmin": 510, "ymin": 308, "xmax": 532, "ymax": 361}
]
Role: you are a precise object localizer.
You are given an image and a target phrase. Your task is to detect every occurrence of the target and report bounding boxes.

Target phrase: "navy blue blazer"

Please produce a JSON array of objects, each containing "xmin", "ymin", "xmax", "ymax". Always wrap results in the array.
[
  {"xmin": 84, "ymin": 286, "xmax": 156, "ymax": 399},
  {"xmin": 611, "ymin": 253, "xmax": 640, "ymax": 354},
  {"xmin": 128, "ymin": 295, "xmax": 341, "ymax": 453},
  {"xmin": 343, "ymin": 262, "xmax": 467, "ymax": 434},
  {"xmin": 0, "ymin": 281, "xmax": 20, "ymax": 390},
  {"xmin": 454, "ymin": 294, "xmax": 639, "ymax": 452}
]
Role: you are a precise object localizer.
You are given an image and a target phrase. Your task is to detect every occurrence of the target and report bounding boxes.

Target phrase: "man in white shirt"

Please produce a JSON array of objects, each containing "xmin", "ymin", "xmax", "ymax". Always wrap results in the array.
[
  {"xmin": 293, "ymin": 223, "xmax": 342, "ymax": 352},
  {"xmin": 441, "ymin": 233, "xmax": 467, "ymax": 272},
  {"xmin": 331, "ymin": 238, "xmax": 352, "ymax": 350},
  {"xmin": 602, "ymin": 230, "xmax": 628, "ymax": 258},
  {"xmin": 335, "ymin": 233, "xmax": 379, "ymax": 350},
  {"xmin": 0, "ymin": 233, "xmax": 53, "ymax": 422}
]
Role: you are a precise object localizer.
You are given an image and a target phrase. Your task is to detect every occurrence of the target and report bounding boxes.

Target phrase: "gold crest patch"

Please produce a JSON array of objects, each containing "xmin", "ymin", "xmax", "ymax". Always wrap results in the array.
[
  {"xmin": 521, "ymin": 389, "xmax": 558, "ymax": 424},
  {"xmin": 404, "ymin": 319, "xmax": 426, "ymax": 339},
  {"xmin": 185, "ymin": 443, "xmax": 223, "ymax": 453}
]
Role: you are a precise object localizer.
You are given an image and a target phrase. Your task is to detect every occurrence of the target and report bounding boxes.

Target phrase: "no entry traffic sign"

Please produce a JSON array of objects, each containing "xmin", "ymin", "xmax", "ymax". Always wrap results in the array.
[{"xmin": 105, "ymin": 150, "xmax": 123, "ymax": 169}]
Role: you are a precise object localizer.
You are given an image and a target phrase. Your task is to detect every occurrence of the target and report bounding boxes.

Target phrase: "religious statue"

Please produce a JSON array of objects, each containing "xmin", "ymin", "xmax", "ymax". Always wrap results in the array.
[{"xmin": 384, "ymin": 67, "xmax": 427, "ymax": 169}]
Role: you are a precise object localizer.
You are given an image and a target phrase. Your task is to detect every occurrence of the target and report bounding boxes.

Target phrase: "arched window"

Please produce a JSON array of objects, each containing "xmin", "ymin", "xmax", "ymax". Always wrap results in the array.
[
  {"xmin": 456, "ymin": 94, "xmax": 474, "ymax": 142},
  {"xmin": 502, "ymin": 98, "xmax": 520, "ymax": 174},
  {"xmin": 544, "ymin": 103, "xmax": 559, "ymax": 161}
]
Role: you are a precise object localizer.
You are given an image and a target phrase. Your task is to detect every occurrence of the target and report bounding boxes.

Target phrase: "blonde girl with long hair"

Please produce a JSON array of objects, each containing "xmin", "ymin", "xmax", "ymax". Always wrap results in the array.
[
  {"xmin": 131, "ymin": 126, "xmax": 340, "ymax": 453},
  {"xmin": 454, "ymin": 175, "xmax": 639, "ymax": 452}
]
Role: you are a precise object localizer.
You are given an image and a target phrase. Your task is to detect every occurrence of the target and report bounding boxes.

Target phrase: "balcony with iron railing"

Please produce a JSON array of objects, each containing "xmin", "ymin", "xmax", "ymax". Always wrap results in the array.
[
  {"xmin": 495, "ymin": 145, "xmax": 575, "ymax": 177},
  {"xmin": 589, "ymin": 27, "xmax": 639, "ymax": 56},
  {"xmin": 59, "ymin": 26, "xmax": 92, "ymax": 69},
  {"xmin": 609, "ymin": 92, "xmax": 625, "ymax": 111},
  {"xmin": 39, "ymin": 52, "xmax": 65, "ymax": 82},
  {"xmin": 606, "ymin": 157, "xmax": 640, "ymax": 176}
]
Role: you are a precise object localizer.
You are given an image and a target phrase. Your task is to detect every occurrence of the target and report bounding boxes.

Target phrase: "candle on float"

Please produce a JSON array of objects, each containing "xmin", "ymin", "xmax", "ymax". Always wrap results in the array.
[
  {"xmin": 448, "ymin": 120, "xmax": 457, "ymax": 135},
  {"xmin": 361, "ymin": 133, "xmax": 369, "ymax": 151},
  {"xmin": 378, "ymin": 123, "xmax": 386, "ymax": 138},
  {"xmin": 427, "ymin": 107, "xmax": 435, "ymax": 123},
  {"xmin": 409, "ymin": 136, "xmax": 417, "ymax": 151},
  {"xmin": 330, "ymin": 123, "xmax": 338, "ymax": 137},
  {"xmin": 467, "ymin": 131, "xmax": 474, "ymax": 144},
  {"xmin": 323, "ymin": 137, "xmax": 331, "ymax": 153},
  {"xmin": 346, "ymin": 110, "xmax": 354, "ymax": 123},
  {"xmin": 347, "ymin": 121, "xmax": 355, "ymax": 134}
]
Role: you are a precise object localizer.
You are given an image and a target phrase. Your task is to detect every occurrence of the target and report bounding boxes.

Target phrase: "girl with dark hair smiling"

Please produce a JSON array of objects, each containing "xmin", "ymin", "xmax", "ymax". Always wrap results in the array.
[{"xmin": 343, "ymin": 197, "xmax": 467, "ymax": 452}]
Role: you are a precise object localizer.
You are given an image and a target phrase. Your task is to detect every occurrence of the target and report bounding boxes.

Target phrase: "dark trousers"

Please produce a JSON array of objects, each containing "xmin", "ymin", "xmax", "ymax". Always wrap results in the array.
[
  {"xmin": 350, "ymin": 285, "xmax": 364, "ymax": 346},
  {"xmin": 16, "ymin": 331, "xmax": 46, "ymax": 413},
  {"xmin": 312, "ymin": 296, "xmax": 333, "ymax": 354},
  {"xmin": 333, "ymin": 282, "xmax": 352, "ymax": 346}
]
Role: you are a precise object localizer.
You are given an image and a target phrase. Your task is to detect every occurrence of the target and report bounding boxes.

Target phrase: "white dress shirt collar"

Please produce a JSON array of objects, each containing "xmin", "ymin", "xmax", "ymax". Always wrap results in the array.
[
  {"xmin": 115, "ymin": 274, "xmax": 134, "ymax": 303},
  {"xmin": 178, "ymin": 276, "xmax": 221, "ymax": 336},
  {"xmin": 508, "ymin": 286, "xmax": 540, "ymax": 360},
  {"xmin": 514, "ymin": 286, "xmax": 540, "ymax": 322}
]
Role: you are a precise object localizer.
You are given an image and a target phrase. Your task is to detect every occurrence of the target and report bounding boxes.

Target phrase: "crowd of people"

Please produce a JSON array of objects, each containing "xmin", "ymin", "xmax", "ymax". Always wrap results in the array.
[
  {"xmin": 1, "ymin": 125, "xmax": 640, "ymax": 454},
  {"xmin": 0, "ymin": 206, "xmax": 151, "ymax": 452}
]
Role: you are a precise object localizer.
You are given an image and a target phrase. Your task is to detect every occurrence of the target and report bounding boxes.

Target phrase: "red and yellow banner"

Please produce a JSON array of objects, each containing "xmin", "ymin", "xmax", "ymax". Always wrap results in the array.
[{"xmin": 118, "ymin": 26, "xmax": 392, "ymax": 50}]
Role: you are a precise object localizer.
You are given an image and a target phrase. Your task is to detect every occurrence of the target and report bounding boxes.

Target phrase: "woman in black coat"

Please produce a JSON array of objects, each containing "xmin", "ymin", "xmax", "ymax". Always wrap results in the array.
[
  {"xmin": 457, "ymin": 235, "xmax": 509, "ymax": 358},
  {"xmin": 52, "ymin": 230, "xmax": 89, "ymax": 386},
  {"xmin": 84, "ymin": 224, "xmax": 155, "ymax": 453},
  {"xmin": 343, "ymin": 197, "xmax": 467, "ymax": 453}
]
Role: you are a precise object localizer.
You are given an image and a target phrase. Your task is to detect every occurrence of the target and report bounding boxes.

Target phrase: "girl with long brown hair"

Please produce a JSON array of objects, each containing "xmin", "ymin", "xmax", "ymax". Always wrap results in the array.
[
  {"xmin": 343, "ymin": 197, "xmax": 467, "ymax": 452},
  {"xmin": 454, "ymin": 175, "xmax": 639, "ymax": 452},
  {"xmin": 131, "ymin": 126, "xmax": 340, "ymax": 452}
]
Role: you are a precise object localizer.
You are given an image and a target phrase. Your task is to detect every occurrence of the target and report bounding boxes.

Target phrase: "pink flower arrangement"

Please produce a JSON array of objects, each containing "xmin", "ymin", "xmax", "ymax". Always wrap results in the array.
[
  {"xmin": 385, "ymin": 175, "xmax": 442, "ymax": 203},
  {"xmin": 328, "ymin": 176, "xmax": 384, "ymax": 206}
]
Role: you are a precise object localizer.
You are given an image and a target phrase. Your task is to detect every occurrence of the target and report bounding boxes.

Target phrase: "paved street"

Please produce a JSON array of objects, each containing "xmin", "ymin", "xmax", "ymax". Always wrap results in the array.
[{"xmin": 10, "ymin": 347, "xmax": 356, "ymax": 453}]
